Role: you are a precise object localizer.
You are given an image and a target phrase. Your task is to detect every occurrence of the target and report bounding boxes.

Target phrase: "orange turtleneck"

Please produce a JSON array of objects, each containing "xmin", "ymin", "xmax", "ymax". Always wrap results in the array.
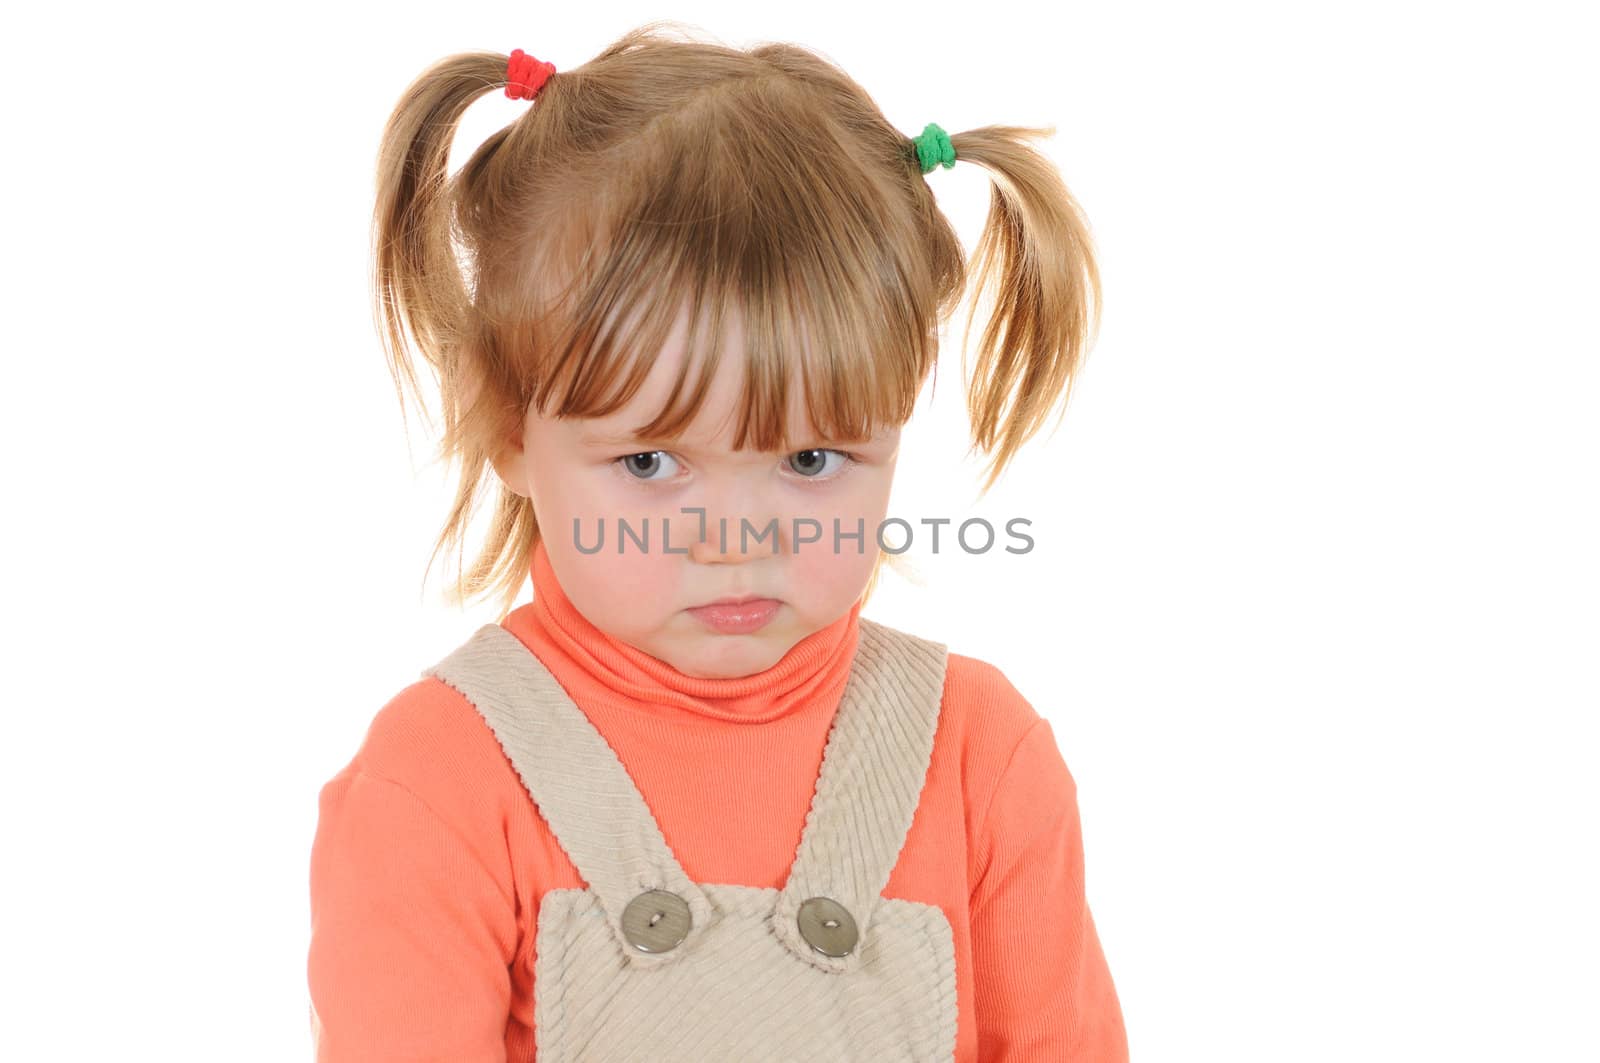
[
  {"xmin": 308, "ymin": 541, "xmax": 1128, "ymax": 1061},
  {"xmin": 517, "ymin": 537, "xmax": 862, "ymax": 724}
]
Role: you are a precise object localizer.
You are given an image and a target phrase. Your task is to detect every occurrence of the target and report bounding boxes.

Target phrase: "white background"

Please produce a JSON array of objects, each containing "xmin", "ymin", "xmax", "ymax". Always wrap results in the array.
[{"xmin": 4, "ymin": 1, "xmax": 1595, "ymax": 1059}]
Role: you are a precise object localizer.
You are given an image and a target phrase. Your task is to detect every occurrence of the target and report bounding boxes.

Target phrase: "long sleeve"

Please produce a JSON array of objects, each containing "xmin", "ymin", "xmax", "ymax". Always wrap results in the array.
[
  {"xmin": 307, "ymin": 763, "xmax": 519, "ymax": 1062},
  {"xmin": 969, "ymin": 717, "xmax": 1128, "ymax": 1061}
]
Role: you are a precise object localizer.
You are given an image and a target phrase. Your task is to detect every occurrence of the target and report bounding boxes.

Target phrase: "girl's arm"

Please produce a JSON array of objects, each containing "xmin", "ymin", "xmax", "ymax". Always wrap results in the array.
[
  {"xmin": 308, "ymin": 762, "xmax": 518, "ymax": 1062},
  {"xmin": 970, "ymin": 717, "xmax": 1129, "ymax": 1061}
]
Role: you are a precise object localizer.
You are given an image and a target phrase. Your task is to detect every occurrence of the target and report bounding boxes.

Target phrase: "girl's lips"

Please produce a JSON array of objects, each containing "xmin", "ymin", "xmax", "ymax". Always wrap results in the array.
[{"xmin": 686, "ymin": 598, "xmax": 781, "ymax": 634}]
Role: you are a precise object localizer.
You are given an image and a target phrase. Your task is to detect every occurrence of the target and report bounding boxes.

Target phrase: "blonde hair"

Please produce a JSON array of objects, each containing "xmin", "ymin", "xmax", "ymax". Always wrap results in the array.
[{"xmin": 373, "ymin": 20, "xmax": 1101, "ymax": 621}]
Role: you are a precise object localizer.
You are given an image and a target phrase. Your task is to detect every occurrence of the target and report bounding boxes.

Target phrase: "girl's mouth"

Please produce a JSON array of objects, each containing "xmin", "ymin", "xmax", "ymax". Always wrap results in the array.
[{"xmin": 686, "ymin": 598, "xmax": 782, "ymax": 634}]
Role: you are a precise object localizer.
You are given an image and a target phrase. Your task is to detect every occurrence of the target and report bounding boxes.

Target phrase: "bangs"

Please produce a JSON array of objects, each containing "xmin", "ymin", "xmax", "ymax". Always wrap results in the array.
[{"xmin": 513, "ymin": 89, "xmax": 935, "ymax": 451}]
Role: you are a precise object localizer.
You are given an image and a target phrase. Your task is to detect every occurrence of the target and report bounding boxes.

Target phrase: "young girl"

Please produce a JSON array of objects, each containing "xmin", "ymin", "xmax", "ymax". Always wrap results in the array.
[{"xmin": 308, "ymin": 21, "xmax": 1128, "ymax": 1062}]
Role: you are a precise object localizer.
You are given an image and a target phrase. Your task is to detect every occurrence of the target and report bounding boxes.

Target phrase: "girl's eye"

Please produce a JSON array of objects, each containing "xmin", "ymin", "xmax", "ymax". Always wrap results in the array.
[
  {"xmin": 618, "ymin": 451, "xmax": 681, "ymax": 481},
  {"xmin": 786, "ymin": 448, "xmax": 850, "ymax": 479}
]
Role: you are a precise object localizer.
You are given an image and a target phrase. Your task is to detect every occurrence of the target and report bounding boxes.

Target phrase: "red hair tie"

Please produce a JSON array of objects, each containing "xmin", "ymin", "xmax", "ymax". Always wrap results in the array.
[{"xmin": 505, "ymin": 48, "xmax": 556, "ymax": 100}]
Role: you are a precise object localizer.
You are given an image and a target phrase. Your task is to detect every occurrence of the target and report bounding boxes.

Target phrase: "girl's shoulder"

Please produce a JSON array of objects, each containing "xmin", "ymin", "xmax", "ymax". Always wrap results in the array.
[
  {"xmin": 940, "ymin": 648, "xmax": 1049, "ymax": 770},
  {"xmin": 325, "ymin": 669, "xmax": 525, "ymax": 839},
  {"xmin": 859, "ymin": 614, "xmax": 1050, "ymax": 783},
  {"xmin": 915, "ymin": 640, "xmax": 1076, "ymax": 849},
  {"xmin": 857, "ymin": 613, "xmax": 1046, "ymax": 748}
]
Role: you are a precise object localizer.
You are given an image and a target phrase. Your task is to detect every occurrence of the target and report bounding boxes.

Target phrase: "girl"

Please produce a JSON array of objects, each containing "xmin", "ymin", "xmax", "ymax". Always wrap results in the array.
[{"xmin": 308, "ymin": 21, "xmax": 1128, "ymax": 1062}]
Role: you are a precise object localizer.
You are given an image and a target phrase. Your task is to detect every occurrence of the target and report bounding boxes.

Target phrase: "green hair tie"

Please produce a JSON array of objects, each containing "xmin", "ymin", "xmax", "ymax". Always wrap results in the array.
[{"xmin": 912, "ymin": 122, "xmax": 956, "ymax": 174}]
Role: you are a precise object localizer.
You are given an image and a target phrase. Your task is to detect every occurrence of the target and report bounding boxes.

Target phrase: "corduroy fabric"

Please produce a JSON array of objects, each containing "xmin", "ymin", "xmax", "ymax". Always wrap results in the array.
[
  {"xmin": 307, "ymin": 539, "xmax": 1130, "ymax": 1060},
  {"xmin": 423, "ymin": 616, "xmax": 959, "ymax": 1061}
]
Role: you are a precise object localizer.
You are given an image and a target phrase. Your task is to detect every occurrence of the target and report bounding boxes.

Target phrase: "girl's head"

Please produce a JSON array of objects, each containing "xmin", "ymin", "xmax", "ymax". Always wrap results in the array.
[
  {"xmin": 503, "ymin": 297, "xmax": 903, "ymax": 679},
  {"xmin": 372, "ymin": 21, "xmax": 1100, "ymax": 676}
]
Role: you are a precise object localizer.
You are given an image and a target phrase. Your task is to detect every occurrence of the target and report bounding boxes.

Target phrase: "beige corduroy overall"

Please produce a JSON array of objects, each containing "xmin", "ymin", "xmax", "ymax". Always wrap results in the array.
[{"xmin": 423, "ymin": 615, "xmax": 959, "ymax": 1062}]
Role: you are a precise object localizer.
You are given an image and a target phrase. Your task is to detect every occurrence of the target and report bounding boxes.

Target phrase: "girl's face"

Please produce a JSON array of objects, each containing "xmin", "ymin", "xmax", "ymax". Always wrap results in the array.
[{"xmin": 493, "ymin": 305, "xmax": 902, "ymax": 679}]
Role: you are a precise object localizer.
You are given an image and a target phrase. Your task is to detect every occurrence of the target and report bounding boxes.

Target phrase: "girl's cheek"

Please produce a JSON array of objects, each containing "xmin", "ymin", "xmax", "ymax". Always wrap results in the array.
[
  {"xmin": 787, "ymin": 488, "xmax": 886, "ymax": 597},
  {"xmin": 557, "ymin": 550, "xmax": 680, "ymax": 637},
  {"xmin": 587, "ymin": 551, "xmax": 675, "ymax": 598}
]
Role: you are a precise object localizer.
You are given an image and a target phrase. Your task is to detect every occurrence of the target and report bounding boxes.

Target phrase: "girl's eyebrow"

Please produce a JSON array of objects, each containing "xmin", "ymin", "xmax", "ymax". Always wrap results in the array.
[
  {"xmin": 578, "ymin": 427, "xmax": 869, "ymax": 450},
  {"xmin": 576, "ymin": 426, "xmax": 686, "ymax": 448},
  {"xmin": 578, "ymin": 429, "xmax": 653, "ymax": 445}
]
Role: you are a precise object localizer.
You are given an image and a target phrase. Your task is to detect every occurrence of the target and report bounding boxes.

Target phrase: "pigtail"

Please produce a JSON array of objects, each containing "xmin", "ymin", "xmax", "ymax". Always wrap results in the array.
[
  {"xmin": 944, "ymin": 126, "xmax": 1102, "ymax": 493},
  {"xmin": 371, "ymin": 52, "xmax": 536, "ymax": 619}
]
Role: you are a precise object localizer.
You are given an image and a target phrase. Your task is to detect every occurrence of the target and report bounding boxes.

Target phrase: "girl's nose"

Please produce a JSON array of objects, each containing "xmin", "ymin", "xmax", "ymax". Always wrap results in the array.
[{"xmin": 687, "ymin": 512, "xmax": 786, "ymax": 564}]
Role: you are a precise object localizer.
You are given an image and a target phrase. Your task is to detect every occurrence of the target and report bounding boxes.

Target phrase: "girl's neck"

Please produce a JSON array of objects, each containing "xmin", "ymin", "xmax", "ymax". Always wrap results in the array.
[{"xmin": 516, "ymin": 540, "xmax": 862, "ymax": 724}]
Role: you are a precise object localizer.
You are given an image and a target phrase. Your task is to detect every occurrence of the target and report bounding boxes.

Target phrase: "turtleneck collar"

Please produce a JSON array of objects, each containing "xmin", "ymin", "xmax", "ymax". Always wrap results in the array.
[{"xmin": 502, "ymin": 539, "xmax": 862, "ymax": 724}]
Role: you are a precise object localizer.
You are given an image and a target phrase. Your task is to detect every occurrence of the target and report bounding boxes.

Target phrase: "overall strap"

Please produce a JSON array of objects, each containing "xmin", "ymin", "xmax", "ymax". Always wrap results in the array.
[
  {"xmin": 771, "ymin": 616, "xmax": 950, "ymax": 974},
  {"xmin": 422, "ymin": 624, "xmax": 716, "ymax": 968}
]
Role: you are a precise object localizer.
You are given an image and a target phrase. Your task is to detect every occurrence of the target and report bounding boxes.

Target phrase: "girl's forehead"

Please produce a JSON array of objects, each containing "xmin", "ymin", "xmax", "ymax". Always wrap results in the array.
[
  {"xmin": 547, "ymin": 292, "xmax": 902, "ymax": 451},
  {"xmin": 582, "ymin": 356, "xmax": 821, "ymax": 449},
  {"xmin": 587, "ymin": 304, "xmax": 820, "ymax": 443}
]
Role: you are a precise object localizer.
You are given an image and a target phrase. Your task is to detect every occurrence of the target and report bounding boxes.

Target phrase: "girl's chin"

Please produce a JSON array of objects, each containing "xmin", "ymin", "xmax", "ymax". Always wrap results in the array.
[{"xmin": 666, "ymin": 631, "xmax": 798, "ymax": 678}]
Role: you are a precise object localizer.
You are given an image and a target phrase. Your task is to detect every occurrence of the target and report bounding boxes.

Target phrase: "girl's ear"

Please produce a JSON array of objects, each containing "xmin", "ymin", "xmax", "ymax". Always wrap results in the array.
[
  {"xmin": 461, "ymin": 363, "xmax": 533, "ymax": 497},
  {"xmin": 488, "ymin": 422, "xmax": 533, "ymax": 500}
]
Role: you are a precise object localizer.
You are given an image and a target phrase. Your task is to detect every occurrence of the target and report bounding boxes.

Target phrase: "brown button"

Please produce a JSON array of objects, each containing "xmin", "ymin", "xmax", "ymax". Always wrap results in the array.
[
  {"xmin": 797, "ymin": 896, "xmax": 858, "ymax": 957},
  {"xmin": 621, "ymin": 889, "xmax": 692, "ymax": 953}
]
